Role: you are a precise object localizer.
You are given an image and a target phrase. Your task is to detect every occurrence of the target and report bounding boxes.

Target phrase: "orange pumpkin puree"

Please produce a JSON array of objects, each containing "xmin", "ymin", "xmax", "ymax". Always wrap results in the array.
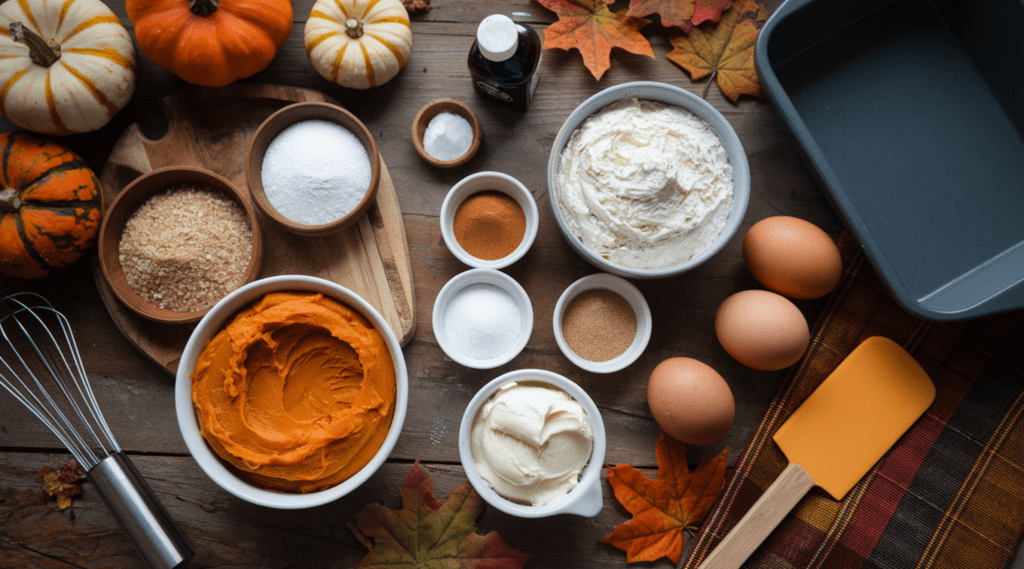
[{"xmin": 191, "ymin": 292, "xmax": 396, "ymax": 493}]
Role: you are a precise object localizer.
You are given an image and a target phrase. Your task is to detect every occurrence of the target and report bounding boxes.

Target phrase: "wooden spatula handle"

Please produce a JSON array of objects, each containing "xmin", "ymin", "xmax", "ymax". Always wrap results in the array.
[{"xmin": 696, "ymin": 462, "xmax": 815, "ymax": 569}]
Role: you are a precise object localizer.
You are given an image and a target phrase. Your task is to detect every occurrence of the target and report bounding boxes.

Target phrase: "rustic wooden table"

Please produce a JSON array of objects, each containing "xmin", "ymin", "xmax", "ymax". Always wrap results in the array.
[{"xmin": 0, "ymin": 0, "xmax": 845, "ymax": 567}]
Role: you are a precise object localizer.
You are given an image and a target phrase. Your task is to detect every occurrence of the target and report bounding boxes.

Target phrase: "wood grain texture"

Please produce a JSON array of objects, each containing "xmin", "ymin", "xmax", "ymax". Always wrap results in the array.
[
  {"xmin": 92, "ymin": 84, "xmax": 416, "ymax": 373},
  {"xmin": 0, "ymin": 452, "xmax": 657, "ymax": 569}
]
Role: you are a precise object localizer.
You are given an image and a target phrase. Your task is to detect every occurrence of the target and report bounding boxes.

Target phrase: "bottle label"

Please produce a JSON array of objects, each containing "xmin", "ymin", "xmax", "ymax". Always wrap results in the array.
[{"xmin": 476, "ymin": 80, "xmax": 514, "ymax": 102}]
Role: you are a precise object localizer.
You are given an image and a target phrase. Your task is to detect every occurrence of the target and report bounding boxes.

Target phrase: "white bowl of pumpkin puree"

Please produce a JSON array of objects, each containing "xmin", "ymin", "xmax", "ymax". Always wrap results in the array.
[{"xmin": 175, "ymin": 275, "xmax": 408, "ymax": 509}]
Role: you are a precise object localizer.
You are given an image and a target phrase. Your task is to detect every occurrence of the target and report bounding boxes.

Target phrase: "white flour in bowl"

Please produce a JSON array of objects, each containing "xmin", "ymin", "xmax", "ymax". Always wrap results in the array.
[{"xmin": 556, "ymin": 98, "xmax": 734, "ymax": 269}]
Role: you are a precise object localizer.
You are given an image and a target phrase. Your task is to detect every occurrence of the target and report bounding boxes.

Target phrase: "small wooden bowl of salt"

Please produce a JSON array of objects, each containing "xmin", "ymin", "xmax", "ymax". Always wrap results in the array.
[
  {"xmin": 246, "ymin": 102, "xmax": 382, "ymax": 236},
  {"xmin": 412, "ymin": 98, "xmax": 481, "ymax": 168},
  {"xmin": 97, "ymin": 166, "xmax": 263, "ymax": 325}
]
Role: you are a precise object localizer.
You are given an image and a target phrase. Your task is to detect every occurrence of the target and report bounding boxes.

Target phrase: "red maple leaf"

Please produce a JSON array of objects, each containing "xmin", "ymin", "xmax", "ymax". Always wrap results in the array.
[
  {"xmin": 692, "ymin": 0, "xmax": 733, "ymax": 26},
  {"xmin": 627, "ymin": 0, "xmax": 695, "ymax": 29}
]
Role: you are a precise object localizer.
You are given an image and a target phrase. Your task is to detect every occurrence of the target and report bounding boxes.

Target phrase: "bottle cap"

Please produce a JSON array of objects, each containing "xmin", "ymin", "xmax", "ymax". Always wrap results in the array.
[{"xmin": 477, "ymin": 14, "xmax": 519, "ymax": 61}]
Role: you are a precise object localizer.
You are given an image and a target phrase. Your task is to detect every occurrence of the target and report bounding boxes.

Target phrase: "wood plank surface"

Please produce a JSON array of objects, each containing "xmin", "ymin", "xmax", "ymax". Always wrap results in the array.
[
  {"xmin": 93, "ymin": 84, "xmax": 416, "ymax": 373},
  {"xmin": 0, "ymin": 0, "xmax": 841, "ymax": 567},
  {"xmin": 0, "ymin": 453, "xmax": 653, "ymax": 568}
]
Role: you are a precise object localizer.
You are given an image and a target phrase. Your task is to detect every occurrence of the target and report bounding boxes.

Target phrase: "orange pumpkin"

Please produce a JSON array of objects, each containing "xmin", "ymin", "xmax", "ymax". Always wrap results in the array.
[
  {"xmin": 0, "ymin": 132, "xmax": 103, "ymax": 279},
  {"xmin": 126, "ymin": 0, "xmax": 293, "ymax": 88}
]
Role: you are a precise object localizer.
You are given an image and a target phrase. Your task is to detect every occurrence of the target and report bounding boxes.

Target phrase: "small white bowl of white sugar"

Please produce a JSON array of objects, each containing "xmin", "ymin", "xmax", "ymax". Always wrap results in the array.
[
  {"xmin": 246, "ymin": 102, "xmax": 381, "ymax": 236},
  {"xmin": 431, "ymin": 268, "xmax": 533, "ymax": 369}
]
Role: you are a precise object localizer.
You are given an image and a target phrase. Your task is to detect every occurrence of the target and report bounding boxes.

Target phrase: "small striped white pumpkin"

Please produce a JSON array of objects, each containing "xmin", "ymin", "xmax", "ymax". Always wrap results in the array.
[
  {"xmin": 0, "ymin": 0, "xmax": 136, "ymax": 136},
  {"xmin": 305, "ymin": 0, "xmax": 412, "ymax": 90}
]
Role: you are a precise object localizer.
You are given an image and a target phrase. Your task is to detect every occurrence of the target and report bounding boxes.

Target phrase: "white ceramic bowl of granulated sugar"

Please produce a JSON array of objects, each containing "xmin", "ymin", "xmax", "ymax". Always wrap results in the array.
[
  {"xmin": 432, "ymin": 268, "xmax": 533, "ymax": 369},
  {"xmin": 247, "ymin": 102, "xmax": 381, "ymax": 236}
]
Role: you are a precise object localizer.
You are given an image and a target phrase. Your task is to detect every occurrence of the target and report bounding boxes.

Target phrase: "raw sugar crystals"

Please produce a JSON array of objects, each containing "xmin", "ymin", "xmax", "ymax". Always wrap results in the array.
[
  {"xmin": 561, "ymin": 288, "xmax": 636, "ymax": 362},
  {"xmin": 119, "ymin": 184, "xmax": 253, "ymax": 313}
]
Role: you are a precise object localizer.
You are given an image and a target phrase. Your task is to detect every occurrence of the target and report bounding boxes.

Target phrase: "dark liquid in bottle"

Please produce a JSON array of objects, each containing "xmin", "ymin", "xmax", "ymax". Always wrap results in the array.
[{"xmin": 468, "ymin": 23, "xmax": 542, "ymax": 111}]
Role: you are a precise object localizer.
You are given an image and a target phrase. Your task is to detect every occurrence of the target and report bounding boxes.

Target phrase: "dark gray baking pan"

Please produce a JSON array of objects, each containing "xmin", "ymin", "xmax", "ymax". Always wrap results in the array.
[{"xmin": 755, "ymin": 0, "xmax": 1024, "ymax": 321}]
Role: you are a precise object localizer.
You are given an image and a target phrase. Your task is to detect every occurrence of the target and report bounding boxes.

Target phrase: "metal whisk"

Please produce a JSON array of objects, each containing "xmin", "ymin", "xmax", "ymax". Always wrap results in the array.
[{"xmin": 0, "ymin": 291, "xmax": 194, "ymax": 569}]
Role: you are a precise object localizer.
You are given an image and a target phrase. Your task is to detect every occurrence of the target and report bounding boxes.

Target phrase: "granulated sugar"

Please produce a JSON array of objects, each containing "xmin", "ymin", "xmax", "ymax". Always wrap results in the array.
[
  {"xmin": 423, "ymin": 112, "xmax": 473, "ymax": 161},
  {"xmin": 118, "ymin": 185, "xmax": 252, "ymax": 312},
  {"xmin": 443, "ymin": 284, "xmax": 521, "ymax": 360},
  {"xmin": 261, "ymin": 119, "xmax": 371, "ymax": 225}
]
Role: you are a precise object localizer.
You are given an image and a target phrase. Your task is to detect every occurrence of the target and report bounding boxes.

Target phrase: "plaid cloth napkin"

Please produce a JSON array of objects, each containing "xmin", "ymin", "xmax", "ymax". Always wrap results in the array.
[{"xmin": 682, "ymin": 233, "xmax": 1024, "ymax": 569}]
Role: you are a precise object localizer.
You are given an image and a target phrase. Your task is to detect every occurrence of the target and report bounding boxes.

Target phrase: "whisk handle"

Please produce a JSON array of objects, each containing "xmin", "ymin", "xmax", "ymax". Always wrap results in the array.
[{"xmin": 87, "ymin": 453, "xmax": 195, "ymax": 569}]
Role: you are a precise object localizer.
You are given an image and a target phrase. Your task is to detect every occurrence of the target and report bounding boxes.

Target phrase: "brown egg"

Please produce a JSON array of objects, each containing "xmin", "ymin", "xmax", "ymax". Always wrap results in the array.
[
  {"xmin": 647, "ymin": 358, "xmax": 735, "ymax": 446},
  {"xmin": 743, "ymin": 216, "xmax": 843, "ymax": 299},
  {"xmin": 715, "ymin": 290, "xmax": 809, "ymax": 371}
]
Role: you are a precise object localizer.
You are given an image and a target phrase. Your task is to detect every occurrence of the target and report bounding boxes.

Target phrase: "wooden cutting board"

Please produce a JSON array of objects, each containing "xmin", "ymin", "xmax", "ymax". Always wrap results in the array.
[{"xmin": 91, "ymin": 84, "xmax": 416, "ymax": 374}]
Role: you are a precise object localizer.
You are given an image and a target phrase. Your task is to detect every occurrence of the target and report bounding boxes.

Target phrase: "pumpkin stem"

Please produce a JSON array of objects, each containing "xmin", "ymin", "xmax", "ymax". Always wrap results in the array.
[
  {"xmin": 9, "ymin": 22, "xmax": 61, "ymax": 67},
  {"xmin": 0, "ymin": 189, "xmax": 21, "ymax": 212},
  {"xmin": 345, "ymin": 18, "xmax": 364, "ymax": 39},
  {"xmin": 189, "ymin": 0, "xmax": 220, "ymax": 17}
]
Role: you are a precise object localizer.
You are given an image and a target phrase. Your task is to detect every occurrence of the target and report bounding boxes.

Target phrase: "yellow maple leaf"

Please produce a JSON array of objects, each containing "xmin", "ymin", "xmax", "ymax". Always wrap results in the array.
[{"xmin": 668, "ymin": 0, "xmax": 768, "ymax": 101}]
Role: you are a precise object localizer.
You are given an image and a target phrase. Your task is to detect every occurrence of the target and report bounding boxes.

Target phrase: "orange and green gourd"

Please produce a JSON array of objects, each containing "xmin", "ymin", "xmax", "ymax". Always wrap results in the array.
[{"xmin": 0, "ymin": 132, "xmax": 103, "ymax": 279}]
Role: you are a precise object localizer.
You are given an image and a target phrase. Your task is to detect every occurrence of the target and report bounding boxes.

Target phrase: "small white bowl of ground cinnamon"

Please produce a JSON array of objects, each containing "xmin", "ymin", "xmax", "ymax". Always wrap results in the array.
[
  {"xmin": 98, "ymin": 167, "xmax": 262, "ymax": 324},
  {"xmin": 440, "ymin": 171, "xmax": 538, "ymax": 269},
  {"xmin": 553, "ymin": 273, "xmax": 652, "ymax": 373}
]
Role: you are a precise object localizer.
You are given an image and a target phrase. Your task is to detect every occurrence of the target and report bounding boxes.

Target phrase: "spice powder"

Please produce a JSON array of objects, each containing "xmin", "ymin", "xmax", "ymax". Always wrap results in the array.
[
  {"xmin": 453, "ymin": 191, "xmax": 526, "ymax": 260},
  {"xmin": 118, "ymin": 184, "xmax": 253, "ymax": 313},
  {"xmin": 561, "ymin": 288, "xmax": 637, "ymax": 362}
]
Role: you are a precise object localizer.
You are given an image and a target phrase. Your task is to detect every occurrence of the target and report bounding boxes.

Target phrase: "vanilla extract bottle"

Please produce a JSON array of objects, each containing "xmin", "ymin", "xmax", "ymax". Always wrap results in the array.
[{"xmin": 468, "ymin": 14, "xmax": 542, "ymax": 111}]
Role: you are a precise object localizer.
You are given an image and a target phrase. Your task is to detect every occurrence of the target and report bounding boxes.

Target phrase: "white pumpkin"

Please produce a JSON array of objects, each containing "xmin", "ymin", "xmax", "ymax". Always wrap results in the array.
[
  {"xmin": 305, "ymin": 0, "xmax": 412, "ymax": 90},
  {"xmin": 0, "ymin": 0, "xmax": 136, "ymax": 135}
]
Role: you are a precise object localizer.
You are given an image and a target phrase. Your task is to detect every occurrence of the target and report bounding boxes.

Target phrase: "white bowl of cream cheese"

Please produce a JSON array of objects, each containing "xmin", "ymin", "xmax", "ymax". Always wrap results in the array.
[
  {"xmin": 458, "ymin": 369, "xmax": 606, "ymax": 518},
  {"xmin": 548, "ymin": 81, "xmax": 750, "ymax": 278}
]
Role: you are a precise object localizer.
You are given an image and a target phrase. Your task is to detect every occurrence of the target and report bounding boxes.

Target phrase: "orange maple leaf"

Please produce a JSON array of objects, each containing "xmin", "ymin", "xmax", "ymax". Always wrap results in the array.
[
  {"xmin": 601, "ymin": 432, "xmax": 728, "ymax": 564},
  {"xmin": 667, "ymin": 0, "xmax": 768, "ymax": 101},
  {"xmin": 537, "ymin": 0, "xmax": 654, "ymax": 81}
]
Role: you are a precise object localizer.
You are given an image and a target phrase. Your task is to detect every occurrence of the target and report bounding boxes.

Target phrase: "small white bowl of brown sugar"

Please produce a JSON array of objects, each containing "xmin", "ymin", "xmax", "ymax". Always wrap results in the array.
[
  {"xmin": 98, "ymin": 166, "xmax": 263, "ymax": 324},
  {"xmin": 553, "ymin": 272, "xmax": 652, "ymax": 373}
]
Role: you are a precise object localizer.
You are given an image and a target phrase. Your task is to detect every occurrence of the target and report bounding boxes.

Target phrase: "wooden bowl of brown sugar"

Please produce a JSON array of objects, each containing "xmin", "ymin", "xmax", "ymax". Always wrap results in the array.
[{"xmin": 97, "ymin": 166, "xmax": 263, "ymax": 324}]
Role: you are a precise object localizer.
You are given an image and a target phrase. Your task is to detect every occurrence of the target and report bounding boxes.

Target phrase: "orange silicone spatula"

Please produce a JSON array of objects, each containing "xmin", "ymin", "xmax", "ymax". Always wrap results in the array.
[{"xmin": 696, "ymin": 336, "xmax": 936, "ymax": 569}]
